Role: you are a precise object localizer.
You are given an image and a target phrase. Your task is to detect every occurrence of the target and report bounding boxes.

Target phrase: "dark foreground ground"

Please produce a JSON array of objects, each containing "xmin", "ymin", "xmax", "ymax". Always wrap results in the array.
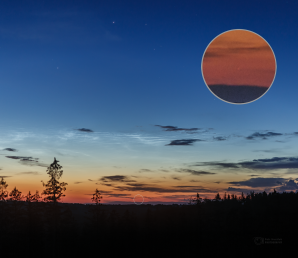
[
  {"xmin": 0, "ymin": 191, "xmax": 294, "ymax": 257},
  {"xmin": 207, "ymin": 85, "xmax": 270, "ymax": 103}
]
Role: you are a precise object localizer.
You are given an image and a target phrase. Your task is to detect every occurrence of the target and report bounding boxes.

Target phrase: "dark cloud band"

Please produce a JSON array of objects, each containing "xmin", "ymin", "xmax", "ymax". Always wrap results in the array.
[{"xmin": 166, "ymin": 139, "xmax": 203, "ymax": 146}]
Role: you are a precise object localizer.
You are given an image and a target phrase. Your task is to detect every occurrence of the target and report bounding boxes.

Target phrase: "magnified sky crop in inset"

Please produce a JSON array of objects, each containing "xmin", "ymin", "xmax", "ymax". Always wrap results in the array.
[{"xmin": 202, "ymin": 29, "xmax": 276, "ymax": 103}]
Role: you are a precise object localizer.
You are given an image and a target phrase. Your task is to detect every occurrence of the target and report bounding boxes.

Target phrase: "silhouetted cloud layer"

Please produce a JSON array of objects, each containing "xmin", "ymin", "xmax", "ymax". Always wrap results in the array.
[
  {"xmin": 76, "ymin": 128, "xmax": 93, "ymax": 132},
  {"xmin": 139, "ymin": 169, "xmax": 152, "ymax": 172},
  {"xmin": 277, "ymin": 179, "xmax": 298, "ymax": 191},
  {"xmin": 246, "ymin": 132, "xmax": 282, "ymax": 140},
  {"xmin": 3, "ymin": 148, "xmax": 17, "ymax": 152},
  {"xmin": 15, "ymin": 172, "xmax": 41, "ymax": 175},
  {"xmin": 176, "ymin": 169, "xmax": 216, "ymax": 176},
  {"xmin": 193, "ymin": 161, "xmax": 239, "ymax": 168},
  {"xmin": 213, "ymin": 136, "xmax": 226, "ymax": 141},
  {"xmin": 112, "ymin": 183, "xmax": 217, "ymax": 193},
  {"xmin": 227, "ymin": 178, "xmax": 298, "ymax": 193},
  {"xmin": 166, "ymin": 139, "xmax": 203, "ymax": 146},
  {"xmin": 155, "ymin": 125, "xmax": 200, "ymax": 132},
  {"xmin": 5, "ymin": 156, "xmax": 48, "ymax": 167},
  {"xmin": 193, "ymin": 156, "xmax": 298, "ymax": 170},
  {"xmin": 228, "ymin": 177, "xmax": 286, "ymax": 188},
  {"xmin": 99, "ymin": 175, "xmax": 137, "ymax": 183}
]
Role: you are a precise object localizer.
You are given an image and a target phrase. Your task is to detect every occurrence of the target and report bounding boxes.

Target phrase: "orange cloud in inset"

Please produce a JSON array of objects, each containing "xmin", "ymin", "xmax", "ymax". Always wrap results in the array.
[{"xmin": 202, "ymin": 30, "xmax": 276, "ymax": 87}]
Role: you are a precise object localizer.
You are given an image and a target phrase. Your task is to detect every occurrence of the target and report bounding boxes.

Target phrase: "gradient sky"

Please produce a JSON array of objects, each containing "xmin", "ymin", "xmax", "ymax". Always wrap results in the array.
[
  {"xmin": 1, "ymin": 0, "xmax": 298, "ymax": 204},
  {"xmin": 202, "ymin": 29, "xmax": 276, "ymax": 87}
]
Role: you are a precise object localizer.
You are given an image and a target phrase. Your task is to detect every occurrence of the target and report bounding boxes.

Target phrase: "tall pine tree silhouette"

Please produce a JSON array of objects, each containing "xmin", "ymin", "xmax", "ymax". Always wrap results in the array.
[
  {"xmin": 0, "ymin": 177, "xmax": 8, "ymax": 201},
  {"xmin": 88, "ymin": 188, "xmax": 103, "ymax": 232},
  {"xmin": 0, "ymin": 177, "xmax": 9, "ymax": 246},
  {"xmin": 41, "ymin": 157, "xmax": 68, "ymax": 258}
]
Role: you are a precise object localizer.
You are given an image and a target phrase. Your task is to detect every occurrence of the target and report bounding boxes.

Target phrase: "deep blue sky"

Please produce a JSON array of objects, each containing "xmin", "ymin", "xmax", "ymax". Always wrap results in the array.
[{"xmin": 1, "ymin": 0, "xmax": 298, "ymax": 204}]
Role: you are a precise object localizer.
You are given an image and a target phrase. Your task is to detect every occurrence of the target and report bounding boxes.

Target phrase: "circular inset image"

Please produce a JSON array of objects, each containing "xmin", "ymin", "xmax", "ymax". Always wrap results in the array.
[
  {"xmin": 202, "ymin": 29, "xmax": 276, "ymax": 104},
  {"xmin": 133, "ymin": 194, "xmax": 144, "ymax": 205}
]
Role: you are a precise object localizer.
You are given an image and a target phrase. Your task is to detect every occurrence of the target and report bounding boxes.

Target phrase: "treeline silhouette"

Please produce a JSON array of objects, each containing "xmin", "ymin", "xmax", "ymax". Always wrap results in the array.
[{"xmin": 0, "ymin": 158, "xmax": 294, "ymax": 256}]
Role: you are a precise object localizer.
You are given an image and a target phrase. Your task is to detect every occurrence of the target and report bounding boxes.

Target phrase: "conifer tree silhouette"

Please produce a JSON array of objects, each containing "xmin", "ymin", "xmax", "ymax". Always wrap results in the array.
[
  {"xmin": 214, "ymin": 193, "xmax": 221, "ymax": 201},
  {"xmin": 88, "ymin": 188, "xmax": 103, "ymax": 232},
  {"xmin": 0, "ymin": 177, "xmax": 8, "ymax": 201},
  {"xmin": 223, "ymin": 192, "xmax": 227, "ymax": 201},
  {"xmin": 41, "ymin": 157, "xmax": 68, "ymax": 258},
  {"xmin": 240, "ymin": 192, "xmax": 245, "ymax": 202},
  {"xmin": 0, "ymin": 177, "xmax": 9, "ymax": 245},
  {"xmin": 191, "ymin": 193, "xmax": 202, "ymax": 227},
  {"xmin": 83, "ymin": 188, "xmax": 107, "ymax": 250},
  {"xmin": 192, "ymin": 193, "xmax": 202, "ymax": 205}
]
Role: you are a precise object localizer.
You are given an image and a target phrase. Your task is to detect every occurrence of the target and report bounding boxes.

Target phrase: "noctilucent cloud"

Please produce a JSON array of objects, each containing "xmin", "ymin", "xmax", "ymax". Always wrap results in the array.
[{"xmin": 1, "ymin": 0, "xmax": 298, "ymax": 204}]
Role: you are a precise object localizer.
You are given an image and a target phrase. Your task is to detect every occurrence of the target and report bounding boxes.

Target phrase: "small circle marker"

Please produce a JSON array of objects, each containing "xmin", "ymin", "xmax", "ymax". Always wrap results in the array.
[{"xmin": 133, "ymin": 194, "xmax": 144, "ymax": 205}]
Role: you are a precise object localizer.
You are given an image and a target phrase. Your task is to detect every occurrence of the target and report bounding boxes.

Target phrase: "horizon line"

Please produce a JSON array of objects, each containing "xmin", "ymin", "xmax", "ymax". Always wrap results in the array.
[{"xmin": 207, "ymin": 84, "xmax": 270, "ymax": 88}]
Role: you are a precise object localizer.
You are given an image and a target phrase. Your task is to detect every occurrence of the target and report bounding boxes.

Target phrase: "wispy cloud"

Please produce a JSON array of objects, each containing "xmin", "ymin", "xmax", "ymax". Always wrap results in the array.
[
  {"xmin": 176, "ymin": 168, "xmax": 216, "ymax": 176},
  {"xmin": 166, "ymin": 139, "xmax": 204, "ymax": 146},
  {"xmin": 213, "ymin": 136, "xmax": 227, "ymax": 141},
  {"xmin": 15, "ymin": 172, "xmax": 41, "ymax": 176},
  {"xmin": 252, "ymin": 149, "xmax": 282, "ymax": 153},
  {"xmin": 99, "ymin": 175, "xmax": 137, "ymax": 183},
  {"xmin": 76, "ymin": 128, "xmax": 93, "ymax": 133},
  {"xmin": 226, "ymin": 178, "xmax": 298, "ymax": 194},
  {"xmin": 276, "ymin": 179, "xmax": 298, "ymax": 191},
  {"xmin": 172, "ymin": 177, "xmax": 181, "ymax": 180},
  {"xmin": 155, "ymin": 125, "xmax": 200, "ymax": 132},
  {"xmin": 139, "ymin": 169, "xmax": 152, "ymax": 173},
  {"xmin": 0, "ymin": 10, "xmax": 121, "ymax": 45},
  {"xmin": 112, "ymin": 182, "xmax": 217, "ymax": 193},
  {"xmin": 5, "ymin": 156, "xmax": 49, "ymax": 167},
  {"xmin": 228, "ymin": 177, "xmax": 286, "ymax": 188},
  {"xmin": 192, "ymin": 161, "xmax": 239, "ymax": 169},
  {"xmin": 192, "ymin": 156, "xmax": 298, "ymax": 170},
  {"xmin": 3, "ymin": 148, "xmax": 17, "ymax": 152},
  {"xmin": 246, "ymin": 131, "xmax": 283, "ymax": 140}
]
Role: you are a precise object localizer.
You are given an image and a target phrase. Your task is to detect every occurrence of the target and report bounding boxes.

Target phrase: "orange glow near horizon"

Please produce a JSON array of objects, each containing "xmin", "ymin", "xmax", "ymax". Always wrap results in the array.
[
  {"xmin": 3, "ymin": 181, "xmax": 235, "ymax": 204},
  {"xmin": 1, "ymin": 169, "xmax": 269, "ymax": 204},
  {"xmin": 202, "ymin": 29, "xmax": 276, "ymax": 87}
]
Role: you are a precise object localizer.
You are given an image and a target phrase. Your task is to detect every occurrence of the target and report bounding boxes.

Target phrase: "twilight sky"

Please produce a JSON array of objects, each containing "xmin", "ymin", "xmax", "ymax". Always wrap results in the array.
[{"xmin": 1, "ymin": 0, "xmax": 298, "ymax": 204}]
